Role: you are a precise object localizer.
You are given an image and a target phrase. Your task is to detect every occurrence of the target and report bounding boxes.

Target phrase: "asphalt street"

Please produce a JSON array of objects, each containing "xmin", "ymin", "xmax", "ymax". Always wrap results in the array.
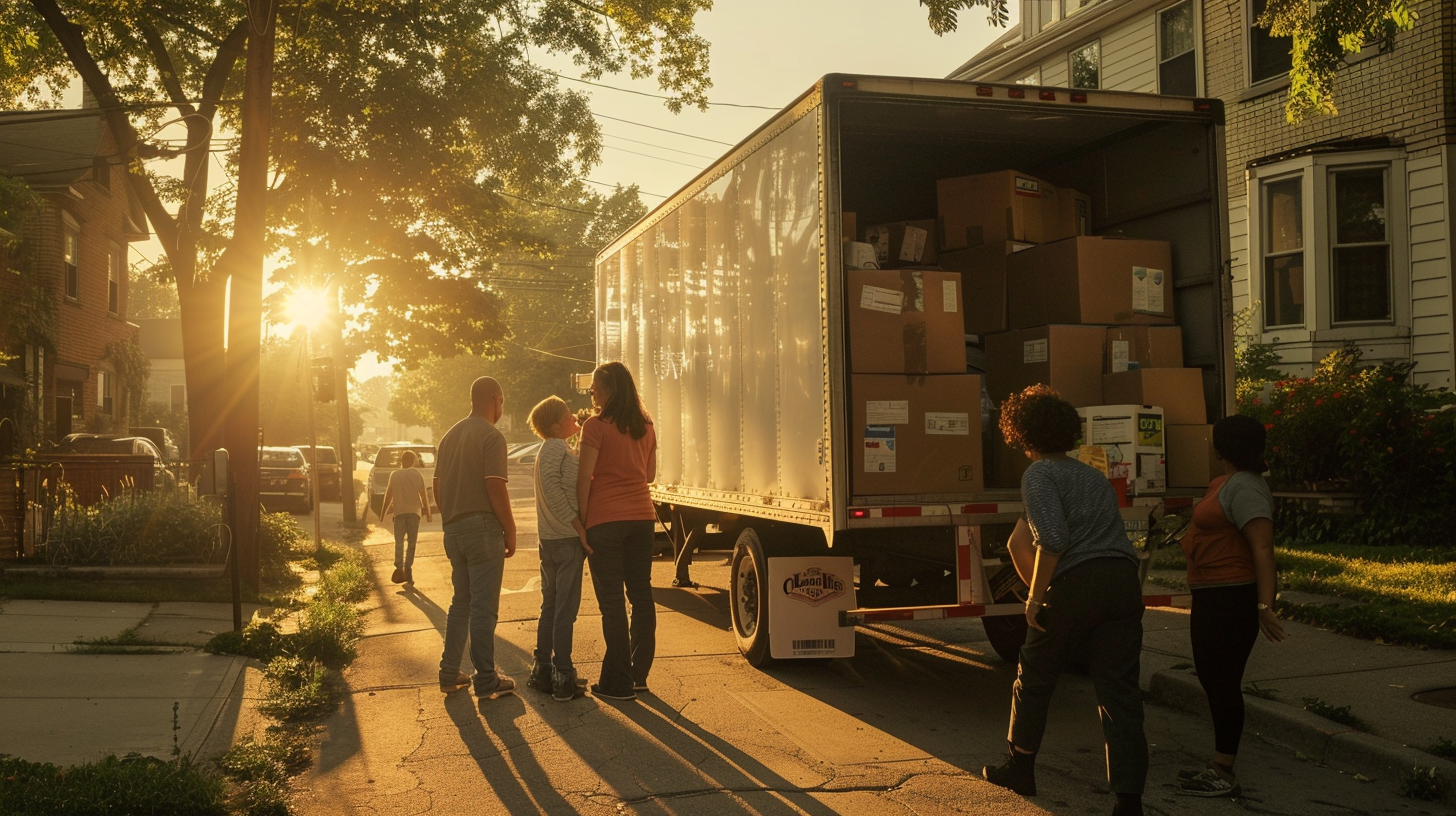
[{"xmin": 282, "ymin": 476, "xmax": 1441, "ymax": 816}]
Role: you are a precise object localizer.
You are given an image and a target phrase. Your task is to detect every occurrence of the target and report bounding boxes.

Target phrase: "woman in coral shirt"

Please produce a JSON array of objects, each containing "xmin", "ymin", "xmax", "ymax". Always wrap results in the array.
[
  {"xmin": 577, "ymin": 361, "xmax": 658, "ymax": 701},
  {"xmin": 1177, "ymin": 414, "xmax": 1286, "ymax": 798}
]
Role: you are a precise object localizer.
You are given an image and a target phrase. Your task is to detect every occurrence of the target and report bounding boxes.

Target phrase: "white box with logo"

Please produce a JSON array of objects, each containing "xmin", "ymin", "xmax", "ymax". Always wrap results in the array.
[{"xmin": 767, "ymin": 556, "xmax": 857, "ymax": 660}]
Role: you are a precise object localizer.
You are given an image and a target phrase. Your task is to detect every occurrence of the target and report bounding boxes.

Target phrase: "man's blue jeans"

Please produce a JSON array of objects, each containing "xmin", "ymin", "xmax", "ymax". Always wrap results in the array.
[
  {"xmin": 535, "ymin": 537, "xmax": 586, "ymax": 672},
  {"xmin": 586, "ymin": 520, "xmax": 656, "ymax": 695},
  {"xmin": 393, "ymin": 513, "xmax": 420, "ymax": 569},
  {"xmin": 438, "ymin": 513, "xmax": 506, "ymax": 694}
]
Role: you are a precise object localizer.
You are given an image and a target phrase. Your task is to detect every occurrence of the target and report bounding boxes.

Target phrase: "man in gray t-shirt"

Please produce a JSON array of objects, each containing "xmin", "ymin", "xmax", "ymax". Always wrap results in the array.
[{"xmin": 435, "ymin": 377, "xmax": 518, "ymax": 700}]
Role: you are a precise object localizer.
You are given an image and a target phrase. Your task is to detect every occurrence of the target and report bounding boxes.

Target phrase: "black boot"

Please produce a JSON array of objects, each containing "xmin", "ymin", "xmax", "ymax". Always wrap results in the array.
[
  {"xmin": 525, "ymin": 660, "xmax": 553, "ymax": 693},
  {"xmin": 982, "ymin": 743, "xmax": 1037, "ymax": 796},
  {"xmin": 1111, "ymin": 793, "xmax": 1142, "ymax": 816}
]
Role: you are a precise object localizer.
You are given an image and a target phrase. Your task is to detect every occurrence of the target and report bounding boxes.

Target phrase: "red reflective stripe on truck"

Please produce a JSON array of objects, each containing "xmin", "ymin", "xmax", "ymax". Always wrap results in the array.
[
  {"xmin": 879, "ymin": 507, "xmax": 923, "ymax": 517},
  {"xmin": 957, "ymin": 538, "xmax": 973, "ymax": 581},
  {"xmin": 959, "ymin": 503, "xmax": 1001, "ymax": 514}
]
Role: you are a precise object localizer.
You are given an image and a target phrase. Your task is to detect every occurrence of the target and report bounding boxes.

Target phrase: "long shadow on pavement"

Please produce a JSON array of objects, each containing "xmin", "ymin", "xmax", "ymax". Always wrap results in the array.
[{"xmin": 443, "ymin": 691, "xmax": 579, "ymax": 815}]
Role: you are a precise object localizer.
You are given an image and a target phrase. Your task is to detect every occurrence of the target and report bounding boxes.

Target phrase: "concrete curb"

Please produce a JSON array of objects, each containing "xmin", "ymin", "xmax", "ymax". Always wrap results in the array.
[
  {"xmin": 1148, "ymin": 669, "xmax": 1456, "ymax": 803},
  {"xmin": 2, "ymin": 564, "xmax": 228, "ymax": 579}
]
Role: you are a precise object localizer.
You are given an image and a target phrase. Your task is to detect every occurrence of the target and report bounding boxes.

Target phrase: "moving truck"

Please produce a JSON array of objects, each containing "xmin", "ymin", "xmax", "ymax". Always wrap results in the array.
[{"xmin": 591, "ymin": 75, "xmax": 1231, "ymax": 666}]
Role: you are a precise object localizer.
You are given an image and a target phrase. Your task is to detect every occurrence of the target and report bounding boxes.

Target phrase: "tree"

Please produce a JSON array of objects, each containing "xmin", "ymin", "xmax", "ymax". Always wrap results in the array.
[{"xmin": 918, "ymin": 0, "xmax": 1418, "ymax": 123}]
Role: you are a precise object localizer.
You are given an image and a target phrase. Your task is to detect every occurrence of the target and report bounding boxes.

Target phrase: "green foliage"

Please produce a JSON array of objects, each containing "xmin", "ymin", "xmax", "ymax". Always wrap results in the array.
[
  {"xmin": 293, "ymin": 597, "xmax": 363, "ymax": 669},
  {"xmin": 104, "ymin": 338, "xmax": 151, "ymax": 421},
  {"xmin": 0, "ymin": 170, "xmax": 42, "ymax": 236},
  {"xmin": 314, "ymin": 546, "xmax": 371, "ymax": 605},
  {"xmin": 41, "ymin": 489, "xmax": 225, "ymax": 566},
  {"xmin": 1425, "ymin": 738, "xmax": 1456, "ymax": 760},
  {"xmin": 1399, "ymin": 765, "xmax": 1446, "ymax": 801},
  {"xmin": 258, "ymin": 656, "xmax": 338, "ymax": 722},
  {"xmin": 205, "ymin": 620, "xmax": 288, "ymax": 663},
  {"xmin": 1232, "ymin": 306, "xmax": 1284, "ymax": 406},
  {"xmin": 1302, "ymin": 697, "xmax": 1370, "ymax": 731},
  {"xmin": 0, "ymin": 753, "xmax": 227, "ymax": 816},
  {"xmin": 258, "ymin": 510, "xmax": 310, "ymax": 583},
  {"xmin": 1260, "ymin": 0, "xmax": 1418, "ymax": 123},
  {"xmin": 919, "ymin": 0, "xmax": 1011, "ymax": 33},
  {"xmin": 1238, "ymin": 345, "xmax": 1456, "ymax": 546}
]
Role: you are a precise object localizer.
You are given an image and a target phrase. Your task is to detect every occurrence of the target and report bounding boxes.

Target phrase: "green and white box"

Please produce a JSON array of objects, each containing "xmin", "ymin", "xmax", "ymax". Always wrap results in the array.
[{"xmin": 1077, "ymin": 405, "xmax": 1166, "ymax": 495}]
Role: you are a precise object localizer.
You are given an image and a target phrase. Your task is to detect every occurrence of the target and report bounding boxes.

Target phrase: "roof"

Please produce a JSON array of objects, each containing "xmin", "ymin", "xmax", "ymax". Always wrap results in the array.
[
  {"xmin": 0, "ymin": 109, "xmax": 106, "ymax": 188},
  {"xmin": 137, "ymin": 318, "xmax": 185, "ymax": 360}
]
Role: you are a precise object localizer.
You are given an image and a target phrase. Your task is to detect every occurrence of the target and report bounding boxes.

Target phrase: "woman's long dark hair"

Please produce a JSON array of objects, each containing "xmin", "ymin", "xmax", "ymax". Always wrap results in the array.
[{"xmin": 595, "ymin": 361, "xmax": 652, "ymax": 440}]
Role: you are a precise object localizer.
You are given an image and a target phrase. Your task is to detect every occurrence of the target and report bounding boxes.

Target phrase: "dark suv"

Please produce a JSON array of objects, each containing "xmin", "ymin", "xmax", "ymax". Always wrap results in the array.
[
  {"xmin": 296, "ymin": 445, "xmax": 343, "ymax": 501},
  {"xmin": 258, "ymin": 446, "xmax": 312, "ymax": 513}
]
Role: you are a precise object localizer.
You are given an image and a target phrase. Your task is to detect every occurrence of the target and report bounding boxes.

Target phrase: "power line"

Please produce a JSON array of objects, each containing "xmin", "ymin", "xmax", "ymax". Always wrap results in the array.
[
  {"xmin": 583, "ymin": 178, "xmax": 665, "ymax": 198},
  {"xmin": 603, "ymin": 144, "xmax": 703, "ymax": 169},
  {"xmin": 505, "ymin": 337, "xmax": 594, "ymax": 364},
  {"xmin": 602, "ymin": 132, "xmax": 716, "ymax": 160},
  {"xmin": 591, "ymin": 112, "xmax": 734, "ymax": 146},
  {"xmin": 544, "ymin": 71, "xmax": 777, "ymax": 111}
]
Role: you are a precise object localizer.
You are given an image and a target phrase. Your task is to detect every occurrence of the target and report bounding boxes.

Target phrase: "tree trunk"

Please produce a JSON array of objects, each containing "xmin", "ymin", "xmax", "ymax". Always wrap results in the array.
[{"xmin": 178, "ymin": 275, "xmax": 229, "ymax": 459}]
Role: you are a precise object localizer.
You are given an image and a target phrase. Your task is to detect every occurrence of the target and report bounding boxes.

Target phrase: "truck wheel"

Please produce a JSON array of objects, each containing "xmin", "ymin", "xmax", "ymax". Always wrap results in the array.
[
  {"xmin": 730, "ymin": 528, "xmax": 772, "ymax": 667},
  {"xmin": 983, "ymin": 591, "xmax": 1029, "ymax": 664}
]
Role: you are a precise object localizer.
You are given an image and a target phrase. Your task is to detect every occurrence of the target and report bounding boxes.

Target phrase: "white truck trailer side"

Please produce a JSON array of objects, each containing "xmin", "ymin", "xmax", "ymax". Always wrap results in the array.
[{"xmin": 593, "ymin": 75, "xmax": 1230, "ymax": 666}]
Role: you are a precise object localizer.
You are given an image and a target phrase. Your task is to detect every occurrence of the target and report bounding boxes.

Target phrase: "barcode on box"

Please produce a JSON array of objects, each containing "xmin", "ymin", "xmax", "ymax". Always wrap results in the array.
[{"xmin": 792, "ymin": 638, "xmax": 836, "ymax": 654}]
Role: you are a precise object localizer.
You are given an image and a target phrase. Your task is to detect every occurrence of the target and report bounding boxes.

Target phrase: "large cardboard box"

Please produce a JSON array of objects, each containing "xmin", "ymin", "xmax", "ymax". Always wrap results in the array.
[
  {"xmin": 865, "ymin": 219, "xmax": 938, "ymax": 266},
  {"xmin": 1007, "ymin": 236, "xmax": 1175, "ymax": 328},
  {"xmin": 937, "ymin": 240, "xmax": 1035, "ymax": 337},
  {"xmin": 852, "ymin": 374, "xmax": 984, "ymax": 496},
  {"xmin": 1079, "ymin": 405, "xmax": 1167, "ymax": 496},
  {"xmin": 1101, "ymin": 368, "xmax": 1206, "ymax": 425},
  {"xmin": 1167, "ymin": 424, "xmax": 1221, "ymax": 488},
  {"xmin": 1104, "ymin": 326, "xmax": 1185, "ymax": 373},
  {"xmin": 988, "ymin": 436, "xmax": 1031, "ymax": 489},
  {"xmin": 937, "ymin": 170, "xmax": 1075, "ymax": 249},
  {"xmin": 985, "ymin": 325, "xmax": 1106, "ymax": 408},
  {"xmin": 848, "ymin": 269, "xmax": 965, "ymax": 374}
]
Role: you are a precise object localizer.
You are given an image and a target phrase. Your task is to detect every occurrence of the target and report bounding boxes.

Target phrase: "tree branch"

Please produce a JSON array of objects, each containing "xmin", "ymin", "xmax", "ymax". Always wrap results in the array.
[
  {"xmin": 154, "ymin": 11, "xmax": 225, "ymax": 47},
  {"xmin": 136, "ymin": 18, "xmax": 195, "ymax": 116}
]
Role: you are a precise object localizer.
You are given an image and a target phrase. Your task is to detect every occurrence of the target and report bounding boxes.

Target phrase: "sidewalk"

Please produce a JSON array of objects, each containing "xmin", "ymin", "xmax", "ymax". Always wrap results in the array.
[{"xmin": 1141, "ymin": 569, "xmax": 1456, "ymax": 800}]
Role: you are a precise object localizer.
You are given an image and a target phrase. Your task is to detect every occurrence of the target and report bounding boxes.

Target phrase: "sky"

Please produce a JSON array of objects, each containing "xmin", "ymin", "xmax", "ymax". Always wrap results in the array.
[{"xmin": 108, "ymin": 2, "xmax": 1013, "ymax": 384}]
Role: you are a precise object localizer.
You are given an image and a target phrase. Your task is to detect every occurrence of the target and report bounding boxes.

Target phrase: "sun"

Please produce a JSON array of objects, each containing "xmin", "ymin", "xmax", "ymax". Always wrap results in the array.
[{"xmin": 286, "ymin": 287, "xmax": 330, "ymax": 330}]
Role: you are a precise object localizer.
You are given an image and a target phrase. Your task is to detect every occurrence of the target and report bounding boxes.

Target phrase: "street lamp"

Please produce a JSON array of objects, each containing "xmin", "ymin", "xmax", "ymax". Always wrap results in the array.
[{"xmin": 286, "ymin": 285, "xmax": 329, "ymax": 553}]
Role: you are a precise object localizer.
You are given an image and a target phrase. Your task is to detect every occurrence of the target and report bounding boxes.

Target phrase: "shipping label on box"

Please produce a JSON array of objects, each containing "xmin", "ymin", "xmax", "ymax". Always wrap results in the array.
[
  {"xmin": 865, "ymin": 220, "xmax": 937, "ymax": 266},
  {"xmin": 925, "ymin": 412, "xmax": 970, "ymax": 435},
  {"xmin": 1131, "ymin": 266, "xmax": 1166, "ymax": 314},
  {"xmin": 1080, "ymin": 405, "xmax": 1167, "ymax": 495},
  {"xmin": 864, "ymin": 426, "xmax": 897, "ymax": 472},
  {"xmin": 1023, "ymin": 339, "xmax": 1048, "ymax": 363},
  {"xmin": 860, "ymin": 285, "xmax": 903, "ymax": 314}
]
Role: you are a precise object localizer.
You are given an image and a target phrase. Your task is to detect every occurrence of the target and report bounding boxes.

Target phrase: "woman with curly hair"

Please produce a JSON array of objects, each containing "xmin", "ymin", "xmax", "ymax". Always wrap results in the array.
[{"xmin": 981, "ymin": 384, "xmax": 1148, "ymax": 816}]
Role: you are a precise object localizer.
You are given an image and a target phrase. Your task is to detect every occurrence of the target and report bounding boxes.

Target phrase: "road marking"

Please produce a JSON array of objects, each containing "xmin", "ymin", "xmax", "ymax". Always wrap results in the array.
[{"xmin": 502, "ymin": 576, "xmax": 542, "ymax": 595}]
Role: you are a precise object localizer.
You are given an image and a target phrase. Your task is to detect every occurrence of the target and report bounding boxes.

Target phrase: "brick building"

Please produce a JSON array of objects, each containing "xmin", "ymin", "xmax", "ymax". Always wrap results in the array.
[
  {"xmin": 0, "ymin": 108, "xmax": 149, "ymax": 445},
  {"xmin": 949, "ymin": 0, "xmax": 1455, "ymax": 389}
]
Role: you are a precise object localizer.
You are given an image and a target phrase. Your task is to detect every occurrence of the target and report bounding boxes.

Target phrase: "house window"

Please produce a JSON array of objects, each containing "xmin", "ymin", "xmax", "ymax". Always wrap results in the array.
[
  {"xmin": 1016, "ymin": 70, "xmax": 1041, "ymax": 85},
  {"xmin": 1262, "ymin": 177, "xmax": 1305, "ymax": 328},
  {"xmin": 1028, "ymin": 0, "xmax": 1061, "ymax": 34},
  {"xmin": 63, "ymin": 221, "xmax": 80, "ymax": 300},
  {"xmin": 98, "ymin": 371, "xmax": 113, "ymax": 414},
  {"xmin": 1070, "ymin": 40, "xmax": 1100, "ymax": 89},
  {"xmin": 1158, "ymin": 1, "xmax": 1197, "ymax": 96},
  {"xmin": 1249, "ymin": 0, "xmax": 1294, "ymax": 85},
  {"xmin": 171, "ymin": 384, "xmax": 186, "ymax": 414},
  {"xmin": 1250, "ymin": 150, "xmax": 1407, "ymax": 336},
  {"xmin": 1330, "ymin": 167, "xmax": 1390, "ymax": 323},
  {"xmin": 109, "ymin": 247, "xmax": 123, "ymax": 316},
  {"xmin": 1064, "ymin": 0, "xmax": 1094, "ymax": 17}
]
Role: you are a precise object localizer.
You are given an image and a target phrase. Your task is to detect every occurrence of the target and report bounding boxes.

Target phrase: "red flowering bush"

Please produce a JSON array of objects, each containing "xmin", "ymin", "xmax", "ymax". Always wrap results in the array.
[{"xmin": 1238, "ymin": 346, "xmax": 1456, "ymax": 545}]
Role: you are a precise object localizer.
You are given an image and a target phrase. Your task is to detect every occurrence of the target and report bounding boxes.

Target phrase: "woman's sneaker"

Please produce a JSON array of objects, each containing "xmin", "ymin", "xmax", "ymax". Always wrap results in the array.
[
  {"xmin": 1177, "ymin": 767, "xmax": 1241, "ymax": 797},
  {"xmin": 526, "ymin": 662, "xmax": 554, "ymax": 694},
  {"xmin": 590, "ymin": 683, "xmax": 636, "ymax": 701},
  {"xmin": 553, "ymin": 668, "xmax": 587, "ymax": 702}
]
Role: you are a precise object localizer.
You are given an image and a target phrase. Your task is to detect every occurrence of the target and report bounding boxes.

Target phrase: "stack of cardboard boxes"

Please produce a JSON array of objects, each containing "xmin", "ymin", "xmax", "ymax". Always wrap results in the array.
[{"xmin": 845, "ymin": 168, "xmax": 1220, "ymax": 499}]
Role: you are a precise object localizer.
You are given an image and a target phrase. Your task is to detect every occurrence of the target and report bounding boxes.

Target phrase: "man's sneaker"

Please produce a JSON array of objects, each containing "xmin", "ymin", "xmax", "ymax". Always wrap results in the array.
[
  {"xmin": 439, "ymin": 671, "xmax": 474, "ymax": 693},
  {"xmin": 590, "ymin": 683, "xmax": 637, "ymax": 701},
  {"xmin": 632, "ymin": 683, "xmax": 649, "ymax": 693},
  {"xmin": 1177, "ymin": 767, "xmax": 1241, "ymax": 797},
  {"xmin": 981, "ymin": 745, "xmax": 1037, "ymax": 796},
  {"xmin": 391, "ymin": 567, "xmax": 406, "ymax": 584},
  {"xmin": 480, "ymin": 676, "xmax": 516, "ymax": 700},
  {"xmin": 526, "ymin": 662, "xmax": 554, "ymax": 694},
  {"xmin": 552, "ymin": 669, "xmax": 587, "ymax": 702}
]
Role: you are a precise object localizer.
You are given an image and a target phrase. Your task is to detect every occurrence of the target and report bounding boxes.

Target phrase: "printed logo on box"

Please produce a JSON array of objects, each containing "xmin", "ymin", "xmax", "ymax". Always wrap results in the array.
[
  {"xmin": 782, "ymin": 566, "xmax": 847, "ymax": 607},
  {"xmin": 1014, "ymin": 176, "xmax": 1042, "ymax": 197}
]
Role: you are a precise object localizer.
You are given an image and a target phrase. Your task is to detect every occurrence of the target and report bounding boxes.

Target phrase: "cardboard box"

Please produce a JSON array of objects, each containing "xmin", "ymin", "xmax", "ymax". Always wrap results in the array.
[
  {"xmin": 1101, "ymin": 368, "xmax": 1207, "ymax": 425},
  {"xmin": 1079, "ymin": 405, "xmax": 1167, "ymax": 496},
  {"xmin": 843, "ymin": 211, "xmax": 857, "ymax": 242},
  {"xmin": 937, "ymin": 240, "xmax": 1035, "ymax": 336},
  {"xmin": 1007, "ymin": 236, "xmax": 1175, "ymax": 328},
  {"xmin": 985, "ymin": 325, "xmax": 1106, "ymax": 408},
  {"xmin": 1167, "ymin": 424, "xmax": 1221, "ymax": 488},
  {"xmin": 851, "ymin": 374, "xmax": 984, "ymax": 496},
  {"xmin": 1104, "ymin": 326, "xmax": 1185, "ymax": 373},
  {"xmin": 866, "ymin": 219, "xmax": 938, "ymax": 266},
  {"xmin": 847, "ymin": 269, "xmax": 966, "ymax": 374},
  {"xmin": 987, "ymin": 436, "xmax": 1031, "ymax": 489},
  {"xmin": 938, "ymin": 170, "xmax": 1075, "ymax": 249}
]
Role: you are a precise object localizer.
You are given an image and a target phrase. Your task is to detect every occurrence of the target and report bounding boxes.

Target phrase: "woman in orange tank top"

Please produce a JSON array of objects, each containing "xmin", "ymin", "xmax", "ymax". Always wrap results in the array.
[{"xmin": 1176, "ymin": 415, "xmax": 1286, "ymax": 798}]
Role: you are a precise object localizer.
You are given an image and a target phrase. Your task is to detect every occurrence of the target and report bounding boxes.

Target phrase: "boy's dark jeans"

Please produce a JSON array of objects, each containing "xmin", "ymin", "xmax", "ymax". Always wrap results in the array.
[
  {"xmin": 535, "ymin": 537, "xmax": 586, "ymax": 672},
  {"xmin": 1009, "ymin": 556, "xmax": 1148, "ymax": 795},
  {"xmin": 586, "ymin": 520, "xmax": 656, "ymax": 694}
]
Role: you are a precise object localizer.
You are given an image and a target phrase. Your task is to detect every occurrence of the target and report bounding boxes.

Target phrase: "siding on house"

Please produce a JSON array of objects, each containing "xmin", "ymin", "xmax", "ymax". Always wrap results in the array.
[{"xmin": 1408, "ymin": 151, "xmax": 1453, "ymax": 384}]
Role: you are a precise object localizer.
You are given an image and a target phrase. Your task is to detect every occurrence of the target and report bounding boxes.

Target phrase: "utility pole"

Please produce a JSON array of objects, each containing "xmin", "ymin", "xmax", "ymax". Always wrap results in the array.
[{"xmin": 329, "ymin": 278, "xmax": 358, "ymax": 524}]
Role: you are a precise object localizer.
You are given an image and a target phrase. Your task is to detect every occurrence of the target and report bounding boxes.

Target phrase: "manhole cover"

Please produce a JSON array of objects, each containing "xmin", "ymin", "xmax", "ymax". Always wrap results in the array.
[{"xmin": 1412, "ymin": 688, "xmax": 1456, "ymax": 710}]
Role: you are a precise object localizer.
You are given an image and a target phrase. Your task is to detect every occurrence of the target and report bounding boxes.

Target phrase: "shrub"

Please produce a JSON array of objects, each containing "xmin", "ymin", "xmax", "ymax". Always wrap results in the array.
[
  {"xmin": 40, "ymin": 489, "xmax": 224, "ymax": 566},
  {"xmin": 0, "ymin": 753, "xmax": 227, "ymax": 816},
  {"xmin": 205, "ymin": 620, "xmax": 288, "ymax": 663},
  {"xmin": 293, "ymin": 597, "xmax": 362, "ymax": 668},
  {"xmin": 314, "ymin": 545, "xmax": 370, "ymax": 604},
  {"xmin": 259, "ymin": 511, "xmax": 309, "ymax": 582},
  {"xmin": 257, "ymin": 657, "xmax": 338, "ymax": 722}
]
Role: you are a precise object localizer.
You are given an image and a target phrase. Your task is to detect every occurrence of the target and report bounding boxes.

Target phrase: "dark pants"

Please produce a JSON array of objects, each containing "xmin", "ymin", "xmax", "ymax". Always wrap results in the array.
[
  {"xmin": 1009, "ymin": 556, "xmax": 1148, "ymax": 795},
  {"xmin": 587, "ymin": 520, "xmax": 656, "ymax": 694},
  {"xmin": 1190, "ymin": 583, "xmax": 1260, "ymax": 756},
  {"xmin": 535, "ymin": 537, "xmax": 586, "ymax": 672}
]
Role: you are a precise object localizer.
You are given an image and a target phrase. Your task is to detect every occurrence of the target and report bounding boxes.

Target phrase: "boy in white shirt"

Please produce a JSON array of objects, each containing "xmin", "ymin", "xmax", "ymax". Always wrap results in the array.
[
  {"xmin": 525, "ymin": 396, "xmax": 593, "ymax": 701},
  {"xmin": 383, "ymin": 450, "xmax": 432, "ymax": 584}
]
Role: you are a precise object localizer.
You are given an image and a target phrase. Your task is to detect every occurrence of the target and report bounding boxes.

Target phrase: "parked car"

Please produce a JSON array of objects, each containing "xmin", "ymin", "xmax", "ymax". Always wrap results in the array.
[
  {"xmin": 128, "ymin": 426, "xmax": 181, "ymax": 461},
  {"xmin": 506, "ymin": 440, "xmax": 544, "ymax": 477},
  {"xmin": 57, "ymin": 433, "xmax": 176, "ymax": 489},
  {"xmin": 258, "ymin": 446, "xmax": 313, "ymax": 514},
  {"xmin": 367, "ymin": 443, "xmax": 437, "ymax": 515},
  {"xmin": 295, "ymin": 445, "xmax": 343, "ymax": 501}
]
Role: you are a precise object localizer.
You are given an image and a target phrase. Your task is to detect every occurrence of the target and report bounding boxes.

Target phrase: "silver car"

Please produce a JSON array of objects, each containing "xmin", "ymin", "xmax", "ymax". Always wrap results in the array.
[{"xmin": 367, "ymin": 443, "xmax": 437, "ymax": 515}]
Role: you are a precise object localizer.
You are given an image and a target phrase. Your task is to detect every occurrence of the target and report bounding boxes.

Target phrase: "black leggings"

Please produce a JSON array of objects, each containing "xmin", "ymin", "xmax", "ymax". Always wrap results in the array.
[{"xmin": 1190, "ymin": 583, "xmax": 1260, "ymax": 756}]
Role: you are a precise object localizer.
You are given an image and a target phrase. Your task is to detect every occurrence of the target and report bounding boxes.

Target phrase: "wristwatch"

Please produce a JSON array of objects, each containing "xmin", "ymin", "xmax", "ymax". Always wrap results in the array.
[{"xmin": 1256, "ymin": 602, "xmax": 1271, "ymax": 611}]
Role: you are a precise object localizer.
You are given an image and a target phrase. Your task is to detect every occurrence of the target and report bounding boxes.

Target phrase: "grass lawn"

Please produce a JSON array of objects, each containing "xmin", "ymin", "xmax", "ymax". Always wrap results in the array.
[
  {"xmin": 0, "ymin": 573, "xmax": 304, "ymax": 607},
  {"xmin": 1151, "ymin": 543, "xmax": 1456, "ymax": 650}
]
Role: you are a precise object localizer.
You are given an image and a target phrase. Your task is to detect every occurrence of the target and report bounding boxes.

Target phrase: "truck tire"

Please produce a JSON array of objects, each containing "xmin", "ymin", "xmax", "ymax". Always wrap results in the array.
[
  {"xmin": 730, "ymin": 528, "xmax": 773, "ymax": 667},
  {"xmin": 983, "ymin": 588, "xmax": 1029, "ymax": 663}
]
